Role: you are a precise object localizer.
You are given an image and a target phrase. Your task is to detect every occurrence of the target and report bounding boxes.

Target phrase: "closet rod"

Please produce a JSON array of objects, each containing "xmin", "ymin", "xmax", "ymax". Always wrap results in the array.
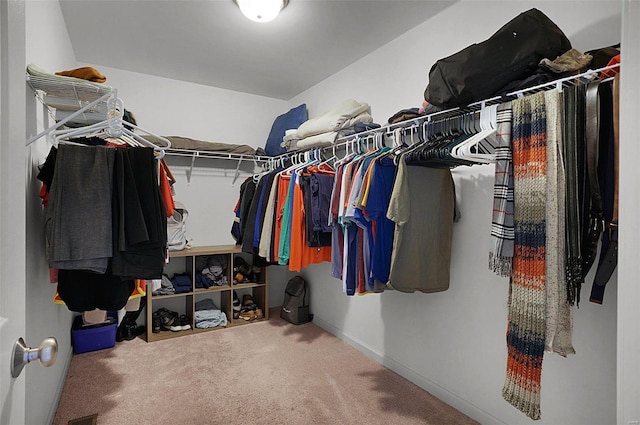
[
  {"xmin": 506, "ymin": 63, "xmax": 620, "ymax": 98},
  {"xmin": 275, "ymin": 62, "xmax": 621, "ymax": 162}
]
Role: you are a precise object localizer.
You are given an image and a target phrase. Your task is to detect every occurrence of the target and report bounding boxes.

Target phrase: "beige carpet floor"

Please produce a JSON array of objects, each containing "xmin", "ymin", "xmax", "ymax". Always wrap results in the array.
[{"xmin": 54, "ymin": 309, "xmax": 478, "ymax": 425}]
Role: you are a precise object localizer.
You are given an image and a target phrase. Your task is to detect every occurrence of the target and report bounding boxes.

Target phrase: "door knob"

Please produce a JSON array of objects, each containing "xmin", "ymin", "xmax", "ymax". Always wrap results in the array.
[{"xmin": 11, "ymin": 337, "xmax": 58, "ymax": 378}]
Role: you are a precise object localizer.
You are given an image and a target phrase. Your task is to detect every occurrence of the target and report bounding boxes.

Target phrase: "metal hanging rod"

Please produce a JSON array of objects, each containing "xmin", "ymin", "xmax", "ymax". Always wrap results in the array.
[{"xmin": 308, "ymin": 62, "xmax": 621, "ymax": 158}]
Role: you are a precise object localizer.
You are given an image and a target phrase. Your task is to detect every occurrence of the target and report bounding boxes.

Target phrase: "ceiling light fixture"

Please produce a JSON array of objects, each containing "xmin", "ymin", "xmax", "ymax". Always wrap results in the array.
[{"xmin": 233, "ymin": 0, "xmax": 289, "ymax": 23}]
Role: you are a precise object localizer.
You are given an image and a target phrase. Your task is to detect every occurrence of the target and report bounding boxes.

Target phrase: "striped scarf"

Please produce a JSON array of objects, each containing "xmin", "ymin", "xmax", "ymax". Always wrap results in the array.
[
  {"xmin": 489, "ymin": 102, "xmax": 514, "ymax": 276},
  {"xmin": 502, "ymin": 91, "xmax": 547, "ymax": 420}
]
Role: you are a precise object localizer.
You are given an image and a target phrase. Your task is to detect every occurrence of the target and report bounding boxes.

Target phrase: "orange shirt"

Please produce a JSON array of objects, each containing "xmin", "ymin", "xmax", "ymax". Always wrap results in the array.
[{"xmin": 288, "ymin": 170, "xmax": 332, "ymax": 272}]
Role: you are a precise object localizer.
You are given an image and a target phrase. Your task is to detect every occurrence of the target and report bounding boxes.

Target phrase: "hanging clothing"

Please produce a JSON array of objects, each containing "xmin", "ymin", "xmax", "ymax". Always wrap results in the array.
[
  {"xmin": 45, "ymin": 144, "xmax": 115, "ymax": 274},
  {"xmin": 488, "ymin": 103, "xmax": 515, "ymax": 276},
  {"xmin": 386, "ymin": 158, "xmax": 455, "ymax": 293},
  {"xmin": 42, "ymin": 144, "xmax": 166, "ymax": 311},
  {"xmin": 258, "ymin": 176, "xmax": 279, "ymax": 260},
  {"xmin": 562, "ymin": 84, "xmax": 586, "ymax": 305},
  {"xmin": 288, "ymin": 168, "xmax": 332, "ymax": 272},
  {"xmin": 502, "ymin": 91, "xmax": 547, "ymax": 421},
  {"xmin": 362, "ymin": 156, "xmax": 397, "ymax": 287},
  {"xmin": 110, "ymin": 147, "xmax": 167, "ymax": 280},
  {"xmin": 544, "ymin": 89, "xmax": 574, "ymax": 356},
  {"xmin": 273, "ymin": 174, "xmax": 291, "ymax": 263}
]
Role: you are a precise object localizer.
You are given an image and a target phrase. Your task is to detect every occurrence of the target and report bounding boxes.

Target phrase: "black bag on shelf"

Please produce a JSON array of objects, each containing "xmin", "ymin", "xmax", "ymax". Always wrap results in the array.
[
  {"xmin": 423, "ymin": 8, "xmax": 572, "ymax": 108},
  {"xmin": 281, "ymin": 276, "xmax": 312, "ymax": 325}
]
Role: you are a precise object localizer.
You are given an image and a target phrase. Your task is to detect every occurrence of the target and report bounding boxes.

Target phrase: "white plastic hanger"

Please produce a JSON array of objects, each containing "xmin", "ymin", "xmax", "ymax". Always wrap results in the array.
[
  {"xmin": 49, "ymin": 97, "xmax": 171, "ymax": 158},
  {"xmin": 450, "ymin": 103, "xmax": 497, "ymax": 164}
]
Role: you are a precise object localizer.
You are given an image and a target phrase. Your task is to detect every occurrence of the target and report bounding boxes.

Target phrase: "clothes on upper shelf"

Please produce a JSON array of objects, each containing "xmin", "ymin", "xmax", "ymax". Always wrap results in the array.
[
  {"xmin": 55, "ymin": 66, "xmax": 107, "ymax": 83},
  {"xmin": 295, "ymin": 99, "xmax": 374, "ymax": 149}
]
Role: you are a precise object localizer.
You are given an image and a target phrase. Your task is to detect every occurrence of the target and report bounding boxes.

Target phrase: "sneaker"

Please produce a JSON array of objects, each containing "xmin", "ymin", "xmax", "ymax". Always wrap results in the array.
[
  {"xmin": 179, "ymin": 314, "xmax": 191, "ymax": 331},
  {"xmin": 233, "ymin": 291, "xmax": 241, "ymax": 312},
  {"xmin": 156, "ymin": 308, "xmax": 176, "ymax": 327},
  {"xmin": 242, "ymin": 294, "xmax": 256, "ymax": 307},
  {"xmin": 169, "ymin": 312, "xmax": 183, "ymax": 332},
  {"xmin": 152, "ymin": 312, "xmax": 162, "ymax": 333}
]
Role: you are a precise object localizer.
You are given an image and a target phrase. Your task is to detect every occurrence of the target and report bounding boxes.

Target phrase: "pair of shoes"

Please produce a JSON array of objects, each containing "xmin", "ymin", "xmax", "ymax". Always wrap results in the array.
[
  {"xmin": 155, "ymin": 308, "xmax": 178, "ymax": 331},
  {"xmin": 170, "ymin": 314, "xmax": 191, "ymax": 332},
  {"xmin": 233, "ymin": 257, "xmax": 252, "ymax": 283},
  {"xmin": 239, "ymin": 308, "xmax": 263, "ymax": 322}
]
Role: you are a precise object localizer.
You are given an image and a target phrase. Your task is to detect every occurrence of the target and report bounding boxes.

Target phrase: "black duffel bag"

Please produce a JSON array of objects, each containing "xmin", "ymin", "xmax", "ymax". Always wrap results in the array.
[{"xmin": 424, "ymin": 8, "xmax": 571, "ymax": 109}]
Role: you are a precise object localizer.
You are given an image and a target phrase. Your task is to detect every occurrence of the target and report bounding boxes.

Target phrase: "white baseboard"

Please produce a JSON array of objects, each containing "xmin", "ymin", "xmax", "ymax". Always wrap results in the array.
[
  {"xmin": 46, "ymin": 348, "xmax": 73, "ymax": 425},
  {"xmin": 312, "ymin": 316, "xmax": 506, "ymax": 425}
]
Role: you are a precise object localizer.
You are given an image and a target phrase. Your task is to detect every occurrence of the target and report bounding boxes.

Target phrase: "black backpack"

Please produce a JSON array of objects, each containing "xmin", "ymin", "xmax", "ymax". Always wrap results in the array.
[
  {"xmin": 424, "ymin": 8, "xmax": 572, "ymax": 109},
  {"xmin": 281, "ymin": 276, "xmax": 312, "ymax": 325}
]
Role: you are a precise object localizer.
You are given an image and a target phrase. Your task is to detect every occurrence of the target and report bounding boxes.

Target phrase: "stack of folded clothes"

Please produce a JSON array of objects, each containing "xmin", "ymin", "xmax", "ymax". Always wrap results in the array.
[
  {"xmin": 194, "ymin": 298, "xmax": 228, "ymax": 328},
  {"xmin": 295, "ymin": 99, "xmax": 374, "ymax": 149},
  {"xmin": 152, "ymin": 275, "xmax": 176, "ymax": 296},
  {"xmin": 195, "ymin": 255, "xmax": 228, "ymax": 288},
  {"xmin": 280, "ymin": 129, "xmax": 301, "ymax": 152},
  {"xmin": 171, "ymin": 273, "xmax": 192, "ymax": 294}
]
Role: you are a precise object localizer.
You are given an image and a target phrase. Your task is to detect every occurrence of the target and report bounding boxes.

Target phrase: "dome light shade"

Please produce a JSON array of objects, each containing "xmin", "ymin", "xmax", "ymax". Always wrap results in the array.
[{"xmin": 234, "ymin": 0, "xmax": 289, "ymax": 23}]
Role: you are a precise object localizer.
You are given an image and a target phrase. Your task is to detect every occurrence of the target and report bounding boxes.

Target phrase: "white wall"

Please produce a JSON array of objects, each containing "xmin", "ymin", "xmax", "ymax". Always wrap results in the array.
[
  {"xmin": 617, "ymin": 1, "xmax": 640, "ymax": 423},
  {"xmin": 288, "ymin": 2, "xmax": 621, "ymax": 425},
  {"xmin": 24, "ymin": 2, "xmax": 79, "ymax": 424}
]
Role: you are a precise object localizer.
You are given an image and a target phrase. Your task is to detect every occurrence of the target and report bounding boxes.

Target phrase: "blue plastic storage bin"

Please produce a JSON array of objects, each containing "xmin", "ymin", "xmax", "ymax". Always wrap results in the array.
[{"xmin": 71, "ymin": 315, "xmax": 117, "ymax": 354}]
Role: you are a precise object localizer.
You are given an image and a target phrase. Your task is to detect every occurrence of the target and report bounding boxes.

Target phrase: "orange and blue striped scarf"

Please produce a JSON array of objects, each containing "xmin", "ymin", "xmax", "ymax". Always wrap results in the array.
[{"xmin": 502, "ymin": 91, "xmax": 547, "ymax": 420}]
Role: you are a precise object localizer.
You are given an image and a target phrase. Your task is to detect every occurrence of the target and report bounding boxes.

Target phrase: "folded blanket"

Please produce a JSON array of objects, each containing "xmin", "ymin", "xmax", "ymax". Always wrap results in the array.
[
  {"xmin": 145, "ymin": 135, "xmax": 256, "ymax": 155},
  {"xmin": 296, "ymin": 131, "xmax": 339, "ymax": 149},
  {"xmin": 282, "ymin": 129, "xmax": 299, "ymax": 143},
  {"xmin": 194, "ymin": 309, "xmax": 228, "ymax": 328},
  {"xmin": 296, "ymin": 112, "xmax": 375, "ymax": 150},
  {"xmin": 195, "ymin": 297, "xmax": 218, "ymax": 311},
  {"xmin": 297, "ymin": 99, "xmax": 370, "ymax": 139}
]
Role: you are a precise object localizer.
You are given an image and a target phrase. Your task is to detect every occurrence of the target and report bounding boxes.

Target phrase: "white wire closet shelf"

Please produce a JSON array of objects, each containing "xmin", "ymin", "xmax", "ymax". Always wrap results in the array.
[
  {"xmin": 26, "ymin": 62, "xmax": 619, "ymax": 171},
  {"xmin": 322, "ymin": 62, "xmax": 621, "ymax": 157},
  {"xmin": 26, "ymin": 64, "xmax": 118, "ymax": 145}
]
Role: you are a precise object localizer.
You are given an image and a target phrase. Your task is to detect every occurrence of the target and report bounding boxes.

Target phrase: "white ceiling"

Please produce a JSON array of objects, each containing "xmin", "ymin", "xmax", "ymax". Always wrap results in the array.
[{"xmin": 59, "ymin": 0, "xmax": 456, "ymax": 100}]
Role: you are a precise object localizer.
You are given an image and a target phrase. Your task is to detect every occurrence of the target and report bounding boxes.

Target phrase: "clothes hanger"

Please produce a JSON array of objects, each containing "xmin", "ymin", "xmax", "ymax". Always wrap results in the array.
[
  {"xmin": 51, "ymin": 116, "xmax": 171, "ymax": 159},
  {"xmin": 450, "ymin": 103, "xmax": 496, "ymax": 164}
]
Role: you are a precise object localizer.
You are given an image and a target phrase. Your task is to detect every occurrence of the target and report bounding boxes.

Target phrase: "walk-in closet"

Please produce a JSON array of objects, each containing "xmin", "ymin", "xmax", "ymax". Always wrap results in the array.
[{"xmin": 2, "ymin": 1, "xmax": 639, "ymax": 425}]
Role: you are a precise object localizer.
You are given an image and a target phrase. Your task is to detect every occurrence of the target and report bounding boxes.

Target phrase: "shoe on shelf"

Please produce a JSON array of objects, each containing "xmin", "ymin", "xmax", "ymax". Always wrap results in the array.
[
  {"xmin": 242, "ymin": 294, "xmax": 255, "ymax": 306},
  {"xmin": 169, "ymin": 314, "xmax": 184, "ymax": 332},
  {"xmin": 239, "ymin": 310, "xmax": 256, "ymax": 322},
  {"xmin": 233, "ymin": 291, "xmax": 241, "ymax": 311},
  {"xmin": 156, "ymin": 308, "xmax": 173, "ymax": 324},
  {"xmin": 157, "ymin": 308, "xmax": 178, "ymax": 331},
  {"xmin": 152, "ymin": 312, "xmax": 162, "ymax": 333},
  {"xmin": 179, "ymin": 314, "xmax": 191, "ymax": 331}
]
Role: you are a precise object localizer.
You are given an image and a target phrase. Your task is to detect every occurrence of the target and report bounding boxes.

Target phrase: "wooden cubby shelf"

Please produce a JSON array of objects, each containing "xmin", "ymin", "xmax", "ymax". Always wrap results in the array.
[{"xmin": 145, "ymin": 244, "xmax": 268, "ymax": 342}]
